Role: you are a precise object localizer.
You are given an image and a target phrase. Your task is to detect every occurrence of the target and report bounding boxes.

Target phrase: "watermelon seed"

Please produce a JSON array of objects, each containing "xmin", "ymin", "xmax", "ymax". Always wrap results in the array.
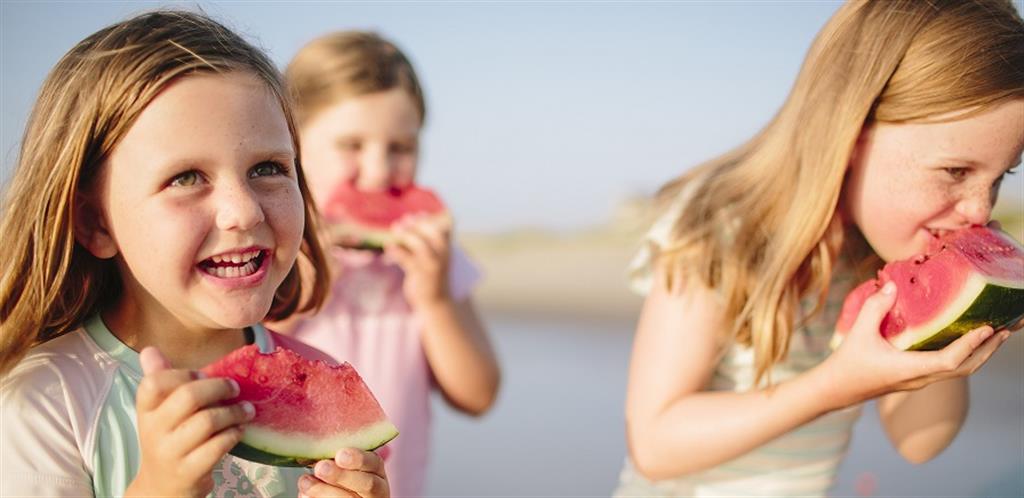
[{"xmin": 909, "ymin": 277, "xmax": 917, "ymax": 284}]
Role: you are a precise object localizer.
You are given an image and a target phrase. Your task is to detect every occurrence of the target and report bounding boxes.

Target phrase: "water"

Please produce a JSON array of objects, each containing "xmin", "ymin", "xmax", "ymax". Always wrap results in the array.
[{"xmin": 426, "ymin": 316, "xmax": 1023, "ymax": 497}]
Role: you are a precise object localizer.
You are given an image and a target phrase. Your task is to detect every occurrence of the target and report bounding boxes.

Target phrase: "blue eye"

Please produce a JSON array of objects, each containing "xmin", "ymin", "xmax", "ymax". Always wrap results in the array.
[
  {"xmin": 250, "ymin": 162, "xmax": 288, "ymax": 178},
  {"xmin": 169, "ymin": 171, "xmax": 200, "ymax": 187}
]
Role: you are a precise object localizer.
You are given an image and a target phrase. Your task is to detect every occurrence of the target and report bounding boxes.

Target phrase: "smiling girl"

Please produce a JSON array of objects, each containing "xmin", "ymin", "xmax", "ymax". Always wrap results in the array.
[{"xmin": 1, "ymin": 10, "xmax": 389, "ymax": 498}]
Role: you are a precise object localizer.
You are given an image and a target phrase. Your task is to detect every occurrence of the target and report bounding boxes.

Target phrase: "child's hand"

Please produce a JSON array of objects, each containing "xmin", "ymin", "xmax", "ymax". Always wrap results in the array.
[
  {"xmin": 298, "ymin": 448, "xmax": 390, "ymax": 498},
  {"xmin": 385, "ymin": 213, "xmax": 453, "ymax": 308},
  {"xmin": 125, "ymin": 347, "xmax": 254, "ymax": 498},
  {"xmin": 820, "ymin": 282, "xmax": 1008, "ymax": 409}
]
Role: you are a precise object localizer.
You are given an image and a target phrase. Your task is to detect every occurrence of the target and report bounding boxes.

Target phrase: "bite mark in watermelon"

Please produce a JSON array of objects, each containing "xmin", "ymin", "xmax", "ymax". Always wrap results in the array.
[
  {"xmin": 323, "ymin": 182, "xmax": 449, "ymax": 251},
  {"xmin": 201, "ymin": 345, "xmax": 398, "ymax": 467},
  {"xmin": 834, "ymin": 226, "xmax": 1024, "ymax": 351}
]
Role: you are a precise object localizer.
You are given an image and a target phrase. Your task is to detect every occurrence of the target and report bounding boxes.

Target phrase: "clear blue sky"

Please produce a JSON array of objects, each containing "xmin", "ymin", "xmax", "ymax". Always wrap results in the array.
[{"xmin": 2, "ymin": 1, "xmax": 1021, "ymax": 232}]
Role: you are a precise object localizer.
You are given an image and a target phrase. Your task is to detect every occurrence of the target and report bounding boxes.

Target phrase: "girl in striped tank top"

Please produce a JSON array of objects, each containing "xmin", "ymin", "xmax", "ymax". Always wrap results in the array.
[{"xmin": 616, "ymin": 1, "xmax": 1024, "ymax": 496}]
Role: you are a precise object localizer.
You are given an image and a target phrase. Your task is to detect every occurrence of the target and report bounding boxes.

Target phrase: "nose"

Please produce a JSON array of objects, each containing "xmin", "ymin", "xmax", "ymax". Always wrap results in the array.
[
  {"xmin": 955, "ymin": 187, "xmax": 993, "ymax": 226},
  {"xmin": 215, "ymin": 181, "xmax": 265, "ymax": 231},
  {"xmin": 354, "ymin": 145, "xmax": 394, "ymax": 192}
]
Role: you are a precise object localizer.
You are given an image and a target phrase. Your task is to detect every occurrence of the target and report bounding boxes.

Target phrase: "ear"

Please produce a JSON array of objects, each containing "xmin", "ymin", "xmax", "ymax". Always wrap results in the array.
[
  {"xmin": 847, "ymin": 123, "xmax": 874, "ymax": 171},
  {"xmin": 73, "ymin": 193, "xmax": 118, "ymax": 259}
]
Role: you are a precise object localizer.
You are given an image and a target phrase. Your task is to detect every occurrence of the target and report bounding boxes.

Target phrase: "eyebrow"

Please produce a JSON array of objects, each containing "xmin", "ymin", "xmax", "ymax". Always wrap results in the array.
[
  {"xmin": 935, "ymin": 156, "xmax": 1022, "ymax": 172},
  {"xmin": 155, "ymin": 149, "xmax": 295, "ymax": 173}
]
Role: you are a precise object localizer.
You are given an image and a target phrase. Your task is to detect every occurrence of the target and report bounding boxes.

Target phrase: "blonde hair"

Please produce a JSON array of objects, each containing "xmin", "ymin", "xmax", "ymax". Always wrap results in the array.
[
  {"xmin": 656, "ymin": 0, "xmax": 1024, "ymax": 384},
  {"xmin": 285, "ymin": 31, "xmax": 425, "ymax": 127},
  {"xmin": 0, "ymin": 10, "xmax": 331, "ymax": 375}
]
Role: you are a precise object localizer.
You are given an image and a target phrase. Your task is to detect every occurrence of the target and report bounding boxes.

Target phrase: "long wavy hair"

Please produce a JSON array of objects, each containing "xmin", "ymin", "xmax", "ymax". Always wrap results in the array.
[
  {"xmin": 0, "ymin": 10, "xmax": 331, "ymax": 375},
  {"xmin": 654, "ymin": 0, "xmax": 1024, "ymax": 384}
]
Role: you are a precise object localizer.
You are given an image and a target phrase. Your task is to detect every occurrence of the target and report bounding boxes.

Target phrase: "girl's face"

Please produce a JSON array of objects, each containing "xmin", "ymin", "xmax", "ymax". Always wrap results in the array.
[
  {"xmin": 298, "ymin": 88, "xmax": 421, "ymax": 209},
  {"xmin": 843, "ymin": 99, "xmax": 1024, "ymax": 262},
  {"xmin": 81, "ymin": 71, "xmax": 305, "ymax": 331}
]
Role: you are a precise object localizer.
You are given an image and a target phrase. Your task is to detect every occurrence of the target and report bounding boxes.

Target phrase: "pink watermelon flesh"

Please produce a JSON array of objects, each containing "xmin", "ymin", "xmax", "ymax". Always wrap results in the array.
[
  {"xmin": 323, "ymin": 182, "xmax": 448, "ymax": 250},
  {"xmin": 834, "ymin": 226, "xmax": 1024, "ymax": 351},
  {"xmin": 201, "ymin": 345, "xmax": 398, "ymax": 467}
]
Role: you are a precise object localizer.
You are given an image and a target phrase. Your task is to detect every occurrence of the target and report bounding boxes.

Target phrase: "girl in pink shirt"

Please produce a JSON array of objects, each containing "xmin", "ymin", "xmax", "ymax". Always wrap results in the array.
[{"xmin": 281, "ymin": 31, "xmax": 501, "ymax": 497}]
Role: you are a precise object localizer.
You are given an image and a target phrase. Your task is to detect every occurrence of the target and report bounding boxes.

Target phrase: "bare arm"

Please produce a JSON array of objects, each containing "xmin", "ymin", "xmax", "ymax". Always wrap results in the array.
[
  {"xmin": 418, "ymin": 297, "xmax": 500, "ymax": 416},
  {"xmin": 877, "ymin": 378, "xmax": 968, "ymax": 464},
  {"xmin": 388, "ymin": 214, "xmax": 500, "ymax": 417},
  {"xmin": 626, "ymin": 267, "xmax": 1007, "ymax": 481},
  {"xmin": 625, "ymin": 275, "xmax": 839, "ymax": 479}
]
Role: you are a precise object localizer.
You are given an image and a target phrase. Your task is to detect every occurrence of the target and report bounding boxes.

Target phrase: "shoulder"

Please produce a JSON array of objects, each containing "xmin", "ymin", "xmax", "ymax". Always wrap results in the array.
[
  {"xmin": 1, "ymin": 329, "xmax": 108, "ymax": 491},
  {"xmin": 3, "ymin": 328, "xmax": 113, "ymax": 401}
]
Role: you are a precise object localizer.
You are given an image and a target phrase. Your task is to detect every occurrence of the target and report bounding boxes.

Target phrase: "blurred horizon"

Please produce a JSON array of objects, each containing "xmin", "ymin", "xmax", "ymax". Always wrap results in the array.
[{"xmin": 2, "ymin": 1, "xmax": 1021, "ymax": 233}]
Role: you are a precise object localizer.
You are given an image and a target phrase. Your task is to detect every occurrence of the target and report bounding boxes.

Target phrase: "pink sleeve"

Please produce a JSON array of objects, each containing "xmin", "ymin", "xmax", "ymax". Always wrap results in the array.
[
  {"xmin": 449, "ymin": 242, "xmax": 482, "ymax": 302},
  {"xmin": 268, "ymin": 331, "xmax": 338, "ymax": 366}
]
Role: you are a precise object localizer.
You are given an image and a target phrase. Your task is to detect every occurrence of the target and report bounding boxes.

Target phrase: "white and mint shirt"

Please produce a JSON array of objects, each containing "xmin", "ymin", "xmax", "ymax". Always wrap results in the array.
[{"xmin": 1, "ymin": 314, "xmax": 315, "ymax": 497}]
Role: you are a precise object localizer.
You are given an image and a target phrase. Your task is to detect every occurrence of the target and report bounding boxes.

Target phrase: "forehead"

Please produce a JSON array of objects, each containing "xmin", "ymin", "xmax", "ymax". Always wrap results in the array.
[
  {"xmin": 877, "ymin": 99, "xmax": 1024, "ymax": 167},
  {"xmin": 309, "ymin": 88, "xmax": 421, "ymax": 136},
  {"xmin": 111, "ymin": 71, "xmax": 294, "ymax": 165}
]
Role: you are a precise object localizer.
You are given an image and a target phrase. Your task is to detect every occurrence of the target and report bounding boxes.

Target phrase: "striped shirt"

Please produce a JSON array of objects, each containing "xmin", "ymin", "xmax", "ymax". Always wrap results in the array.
[{"xmin": 614, "ymin": 196, "xmax": 863, "ymax": 497}]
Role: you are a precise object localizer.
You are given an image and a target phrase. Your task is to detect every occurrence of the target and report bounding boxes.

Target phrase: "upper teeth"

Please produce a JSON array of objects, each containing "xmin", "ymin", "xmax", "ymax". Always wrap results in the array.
[{"xmin": 211, "ymin": 250, "xmax": 260, "ymax": 264}]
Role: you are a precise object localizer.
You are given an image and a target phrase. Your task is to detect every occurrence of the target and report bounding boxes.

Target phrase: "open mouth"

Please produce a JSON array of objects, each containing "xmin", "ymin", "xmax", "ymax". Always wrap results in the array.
[{"xmin": 198, "ymin": 249, "xmax": 268, "ymax": 279}]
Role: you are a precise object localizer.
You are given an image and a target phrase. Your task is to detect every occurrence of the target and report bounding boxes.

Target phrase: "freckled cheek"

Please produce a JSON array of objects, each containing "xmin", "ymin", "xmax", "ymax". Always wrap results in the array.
[
  {"xmin": 264, "ymin": 188, "xmax": 306, "ymax": 257},
  {"xmin": 117, "ymin": 206, "xmax": 207, "ymax": 277}
]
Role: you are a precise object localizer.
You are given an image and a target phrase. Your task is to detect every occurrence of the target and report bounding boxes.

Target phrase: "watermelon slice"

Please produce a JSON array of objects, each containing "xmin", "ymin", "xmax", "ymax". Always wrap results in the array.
[
  {"xmin": 833, "ymin": 226, "xmax": 1024, "ymax": 351},
  {"xmin": 323, "ymin": 182, "xmax": 449, "ymax": 251},
  {"xmin": 201, "ymin": 345, "xmax": 398, "ymax": 467}
]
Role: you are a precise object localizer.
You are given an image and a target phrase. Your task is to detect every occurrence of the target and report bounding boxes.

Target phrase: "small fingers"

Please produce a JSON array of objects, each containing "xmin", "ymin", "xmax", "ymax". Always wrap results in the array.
[
  {"xmin": 926, "ymin": 326, "xmax": 996, "ymax": 374},
  {"xmin": 139, "ymin": 346, "xmax": 172, "ymax": 375},
  {"xmin": 954, "ymin": 329, "xmax": 1009, "ymax": 376},
  {"xmin": 299, "ymin": 475, "xmax": 359, "ymax": 498},
  {"xmin": 310, "ymin": 458, "xmax": 389, "ymax": 498},
  {"xmin": 136, "ymin": 369, "xmax": 201, "ymax": 413},
  {"xmin": 335, "ymin": 448, "xmax": 386, "ymax": 477},
  {"xmin": 160, "ymin": 377, "xmax": 242, "ymax": 423},
  {"xmin": 850, "ymin": 282, "xmax": 897, "ymax": 339},
  {"xmin": 172, "ymin": 401, "xmax": 255, "ymax": 454},
  {"xmin": 392, "ymin": 223, "xmax": 438, "ymax": 261},
  {"xmin": 179, "ymin": 425, "xmax": 245, "ymax": 482}
]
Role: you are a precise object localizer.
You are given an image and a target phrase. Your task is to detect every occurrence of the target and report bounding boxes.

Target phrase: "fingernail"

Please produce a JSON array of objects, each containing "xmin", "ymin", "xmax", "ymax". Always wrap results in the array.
[
  {"xmin": 336, "ymin": 449, "xmax": 355, "ymax": 466},
  {"xmin": 195, "ymin": 371, "xmax": 207, "ymax": 380},
  {"xmin": 315, "ymin": 460, "xmax": 336, "ymax": 479},
  {"xmin": 241, "ymin": 401, "xmax": 255, "ymax": 419},
  {"xmin": 298, "ymin": 475, "xmax": 312, "ymax": 491},
  {"xmin": 882, "ymin": 282, "xmax": 895, "ymax": 295},
  {"xmin": 230, "ymin": 379, "xmax": 240, "ymax": 396},
  {"xmin": 1002, "ymin": 331, "xmax": 1011, "ymax": 341}
]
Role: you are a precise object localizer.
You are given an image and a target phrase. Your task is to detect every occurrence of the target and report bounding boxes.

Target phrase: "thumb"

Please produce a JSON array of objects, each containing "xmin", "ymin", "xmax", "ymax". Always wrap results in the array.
[
  {"xmin": 139, "ymin": 346, "xmax": 172, "ymax": 376},
  {"xmin": 850, "ymin": 281, "xmax": 898, "ymax": 339}
]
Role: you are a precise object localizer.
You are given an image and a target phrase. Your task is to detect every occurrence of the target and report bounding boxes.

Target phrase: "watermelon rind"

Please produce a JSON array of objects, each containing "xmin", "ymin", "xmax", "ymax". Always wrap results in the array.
[
  {"xmin": 232, "ymin": 420, "xmax": 399, "ymax": 467},
  {"xmin": 892, "ymin": 275, "xmax": 1024, "ymax": 351},
  {"xmin": 327, "ymin": 212, "xmax": 452, "ymax": 252}
]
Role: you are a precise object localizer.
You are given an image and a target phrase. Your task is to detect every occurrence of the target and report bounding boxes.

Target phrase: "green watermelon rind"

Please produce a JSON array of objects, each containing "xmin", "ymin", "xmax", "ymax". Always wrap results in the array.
[
  {"xmin": 328, "ymin": 213, "xmax": 451, "ymax": 252},
  {"xmin": 230, "ymin": 421, "xmax": 399, "ymax": 467},
  {"xmin": 889, "ymin": 272, "xmax": 1024, "ymax": 351}
]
